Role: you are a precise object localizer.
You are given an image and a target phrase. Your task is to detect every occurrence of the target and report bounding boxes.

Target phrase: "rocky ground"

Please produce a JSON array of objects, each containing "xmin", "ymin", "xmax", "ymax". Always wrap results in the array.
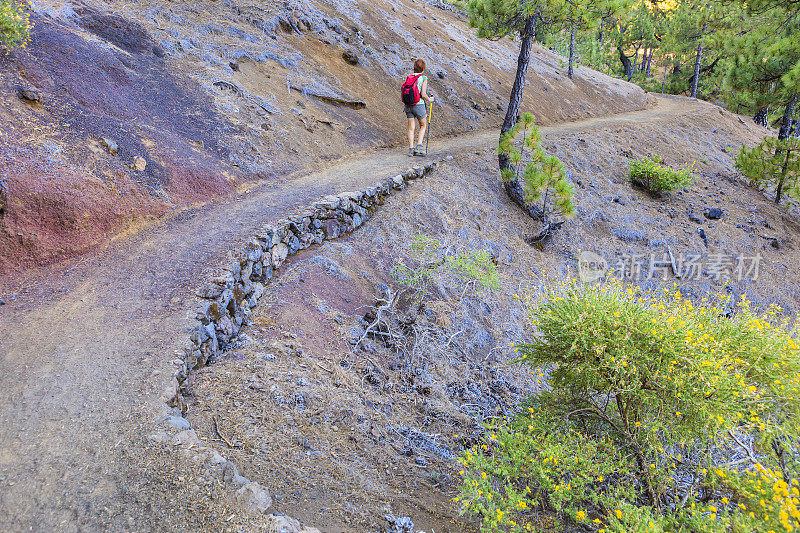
[
  {"xmin": 186, "ymin": 95, "xmax": 799, "ymax": 531},
  {"xmin": 0, "ymin": 0, "xmax": 651, "ymax": 274}
]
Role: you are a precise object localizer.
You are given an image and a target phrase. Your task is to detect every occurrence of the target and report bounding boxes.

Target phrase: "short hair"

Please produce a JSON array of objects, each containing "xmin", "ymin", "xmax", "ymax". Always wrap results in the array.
[{"xmin": 413, "ymin": 58, "xmax": 426, "ymax": 73}]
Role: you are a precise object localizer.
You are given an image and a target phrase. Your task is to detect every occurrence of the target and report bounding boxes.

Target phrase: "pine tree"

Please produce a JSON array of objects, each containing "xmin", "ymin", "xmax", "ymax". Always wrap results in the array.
[
  {"xmin": 725, "ymin": 0, "xmax": 799, "ymax": 132},
  {"xmin": 657, "ymin": 0, "xmax": 739, "ymax": 98},
  {"xmin": 499, "ymin": 113, "xmax": 575, "ymax": 244},
  {"xmin": 611, "ymin": 1, "xmax": 656, "ymax": 81},
  {"xmin": 462, "ymin": 0, "xmax": 555, "ymax": 219},
  {"xmin": 557, "ymin": 0, "xmax": 629, "ymax": 79},
  {"xmin": 736, "ymin": 136, "xmax": 800, "ymax": 204}
]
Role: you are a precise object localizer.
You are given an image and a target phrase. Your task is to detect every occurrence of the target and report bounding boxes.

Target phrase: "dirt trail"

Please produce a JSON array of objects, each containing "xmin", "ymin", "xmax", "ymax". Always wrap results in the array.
[{"xmin": 0, "ymin": 95, "xmax": 704, "ymax": 531}]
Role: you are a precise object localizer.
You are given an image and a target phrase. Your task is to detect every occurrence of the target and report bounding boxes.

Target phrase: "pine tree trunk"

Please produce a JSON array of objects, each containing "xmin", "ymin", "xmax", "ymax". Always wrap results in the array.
[
  {"xmin": 499, "ymin": 14, "xmax": 543, "ymax": 220},
  {"xmin": 773, "ymin": 95, "xmax": 796, "ymax": 202},
  {"xmin": 598, "ymin": 18, "xmax": 605, "ymax": 42},
  {"xmin": 691, "ymin": 23, "xmax": 706, "ymax": 98},
  {"xmin": 645, "ymin": 48, "xmax": 653, "ymax": 77},
  {"xmin": 631, "ymin": 44, "xmax": 640, "ymax": 76},
  {"xmin": 778, "ymin": 94, "xmax": 797, "ymax": 140},
  {"xmin": 568, "ymin": 24, "xmax": 576, "ymax": 79},
  {"xmin": 753, "ymin": 105, "xmax": 769, "ymax": 127},
  {"xmin": 618, "ymin": 47, "xmax": 633, "ymax": 79},
  {"xmin": 776, "ymin": 149, "xmax": 790, "ymax": 203}
]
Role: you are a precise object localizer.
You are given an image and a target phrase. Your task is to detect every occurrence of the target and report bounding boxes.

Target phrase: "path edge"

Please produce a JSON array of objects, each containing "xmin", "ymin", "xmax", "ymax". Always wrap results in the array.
[{"xmin": 149, "ymin": 158, "xmax": 442, "ymax": 519}]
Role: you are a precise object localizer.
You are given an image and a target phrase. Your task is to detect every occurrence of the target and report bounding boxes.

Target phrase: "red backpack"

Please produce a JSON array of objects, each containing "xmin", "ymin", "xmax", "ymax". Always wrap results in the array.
[{"xmin": 401, "ymin": 74, "xmax": 422, "ymax": 106}]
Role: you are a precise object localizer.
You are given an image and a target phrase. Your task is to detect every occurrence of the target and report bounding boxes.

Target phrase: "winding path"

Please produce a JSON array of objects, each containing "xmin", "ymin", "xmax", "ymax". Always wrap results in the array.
[{"xmin": 0, "ymin": 95, "xmax": 702, "ymax": 531}]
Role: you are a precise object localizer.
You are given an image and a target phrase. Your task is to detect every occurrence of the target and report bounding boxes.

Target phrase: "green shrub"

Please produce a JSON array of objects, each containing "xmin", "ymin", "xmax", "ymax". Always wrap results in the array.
[
  {"xmin": 629, "ymin": 156, "xmax": 695, "ymax": 193},
  {"xmin": 0, "ymin": 0, "xmax": 31, "ymax": 50},
  {"xmin": 393, "ymin": 235, "xmax": 500, "ymax": 297},
  {"xmin": 457, "ymin": 279, "xmax": 800, "ymax": 532}
]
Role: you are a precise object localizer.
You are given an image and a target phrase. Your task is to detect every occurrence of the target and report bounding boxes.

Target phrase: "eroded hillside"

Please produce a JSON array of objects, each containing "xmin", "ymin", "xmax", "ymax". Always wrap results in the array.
[{"xmin": 0, "ymin": 0, "xmax": 651, "ymax": 275}]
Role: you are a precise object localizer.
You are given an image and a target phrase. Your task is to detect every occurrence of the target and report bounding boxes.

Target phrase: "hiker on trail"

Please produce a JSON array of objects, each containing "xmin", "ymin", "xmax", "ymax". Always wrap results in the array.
[{"xmin": 401, "ymin": 58, "xmax": 434, "ymax": 157}]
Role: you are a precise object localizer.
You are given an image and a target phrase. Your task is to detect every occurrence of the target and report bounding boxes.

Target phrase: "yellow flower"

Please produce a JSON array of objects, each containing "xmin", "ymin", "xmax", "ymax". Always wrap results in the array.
[
  {"xmin": 576, "ymin": 510, "xmax": 587, "ymax": 521},
  {"xmin": 615, "ymin": 509, "xmax": 623, "ymax": 519}
]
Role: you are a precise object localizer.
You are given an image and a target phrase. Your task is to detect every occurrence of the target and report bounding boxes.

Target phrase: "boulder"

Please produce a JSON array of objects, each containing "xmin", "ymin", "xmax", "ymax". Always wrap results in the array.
[
  {"xmin": 322, "ymin": 219, "xmax": 347, "ymax": 239},
  {"xmin": 314, "ymin": 195, "xmax": 341, "ymax": 210},
  {"xmin": 245, "ymin": 239, "xmax": 263, "ymax": 262},
  {"xmin": 196, "ymin": 283, "xmax": 224, "ymax": 299}
]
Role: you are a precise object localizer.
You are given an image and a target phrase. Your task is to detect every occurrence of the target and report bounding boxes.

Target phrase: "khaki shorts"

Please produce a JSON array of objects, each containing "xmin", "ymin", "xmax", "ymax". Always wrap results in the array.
[{"xmin": 405, "ymin": 102, "xmax": 427, "ymax": 119}]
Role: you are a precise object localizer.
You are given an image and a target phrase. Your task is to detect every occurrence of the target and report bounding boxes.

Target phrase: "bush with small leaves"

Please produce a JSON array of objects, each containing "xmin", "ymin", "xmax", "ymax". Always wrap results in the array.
[
  {"xmin": 0, "ymin": 0, "xmax": 32, "ymax": 51},
  {"xmin": 392, "ymin": 235, "xmax": 500, "ymax": 299},
  {"xmin": 629, "ymin": 156, "xmax": 695, "ymax": 193},
  {"xmin": 457, "ymin": 279, "xmax": 800, "ymax": 532}
]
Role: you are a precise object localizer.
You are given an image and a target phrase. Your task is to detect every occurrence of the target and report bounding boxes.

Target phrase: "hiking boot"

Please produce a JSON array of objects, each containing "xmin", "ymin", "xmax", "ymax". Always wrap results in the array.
[
  {"xmin": 413, "ymin": 144, "xmax": 425, "ymax": 156},
  {"xmin": 408, "ymin": 147, "xmax": 415, "ymax": 157}
]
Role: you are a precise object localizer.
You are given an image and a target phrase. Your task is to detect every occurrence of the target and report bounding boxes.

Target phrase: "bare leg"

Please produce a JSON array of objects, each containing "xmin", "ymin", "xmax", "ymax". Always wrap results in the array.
[
  {"xmin": 407, "ymin": 118, "xmax": 416, "ymax": 148},
  {"xmin": 416, "ymin": 116, "xmax": 427, "ymax": 146}
]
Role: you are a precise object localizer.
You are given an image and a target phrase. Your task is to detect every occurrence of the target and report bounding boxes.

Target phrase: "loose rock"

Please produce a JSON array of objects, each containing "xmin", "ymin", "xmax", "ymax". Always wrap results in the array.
[
  {"xmin": 133, "ymin": 156, "xmax": 147, "ymax": 172},
  {"xmin": 100, "ymin": 137, "xmax": 119, "ymax": 155},
  {"xmin": 234, "ymin": 481, "xmax": 272, "ymax": 514},
  {"xmin": 19, "ymin": 87, "xmax": 41, "ymax": 102},
  {"xmin": 342, "ymin": 50, "xmax": 359, "ymax": 65},
  {"xmin": 385, "ymin": 514, "xmax": 414, "ymax": 533}
]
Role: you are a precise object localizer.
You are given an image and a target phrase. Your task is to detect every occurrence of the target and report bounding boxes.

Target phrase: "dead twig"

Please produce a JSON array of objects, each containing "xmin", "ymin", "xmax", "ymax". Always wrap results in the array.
[
  {"xmin": 728, "ymin": 429, "xmax": 760, "ymax": 466},
  {"xmin": 212, "ymin": 415, "xmax": 239, "ymax": 448},
  {"xmin": 315, "ymin": 361, "xmax": 333, "ymax": 373}
]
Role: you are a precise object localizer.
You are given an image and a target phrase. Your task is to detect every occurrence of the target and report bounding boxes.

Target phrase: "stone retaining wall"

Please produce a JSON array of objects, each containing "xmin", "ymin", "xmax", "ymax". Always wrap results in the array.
[
  {"xmin": 156, "ymin": 160, "xmax": 438, "ymax": 524},
  {"xmin": 182, "ymin": 161, "xmax": 436, "ymax": 375}
]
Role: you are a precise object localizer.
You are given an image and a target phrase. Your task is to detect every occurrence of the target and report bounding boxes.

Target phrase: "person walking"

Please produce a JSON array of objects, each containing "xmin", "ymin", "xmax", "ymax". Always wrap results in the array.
[{"xmin": 401, "ymin": 58, "xmax": 434, "ymax": 156}]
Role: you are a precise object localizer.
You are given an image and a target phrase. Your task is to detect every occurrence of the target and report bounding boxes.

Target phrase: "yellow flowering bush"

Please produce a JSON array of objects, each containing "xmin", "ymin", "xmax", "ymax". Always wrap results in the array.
[
  {"xmin": 0, "ymin": 0, "xmax": 31, "ymax": 50},
  {"xmin": 629, "ymin": 156, "xmax": 695, "ymax": 193},
  {"xmin": 457, "ymin": 279, "xmax": 800, "ymax": 532}
]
